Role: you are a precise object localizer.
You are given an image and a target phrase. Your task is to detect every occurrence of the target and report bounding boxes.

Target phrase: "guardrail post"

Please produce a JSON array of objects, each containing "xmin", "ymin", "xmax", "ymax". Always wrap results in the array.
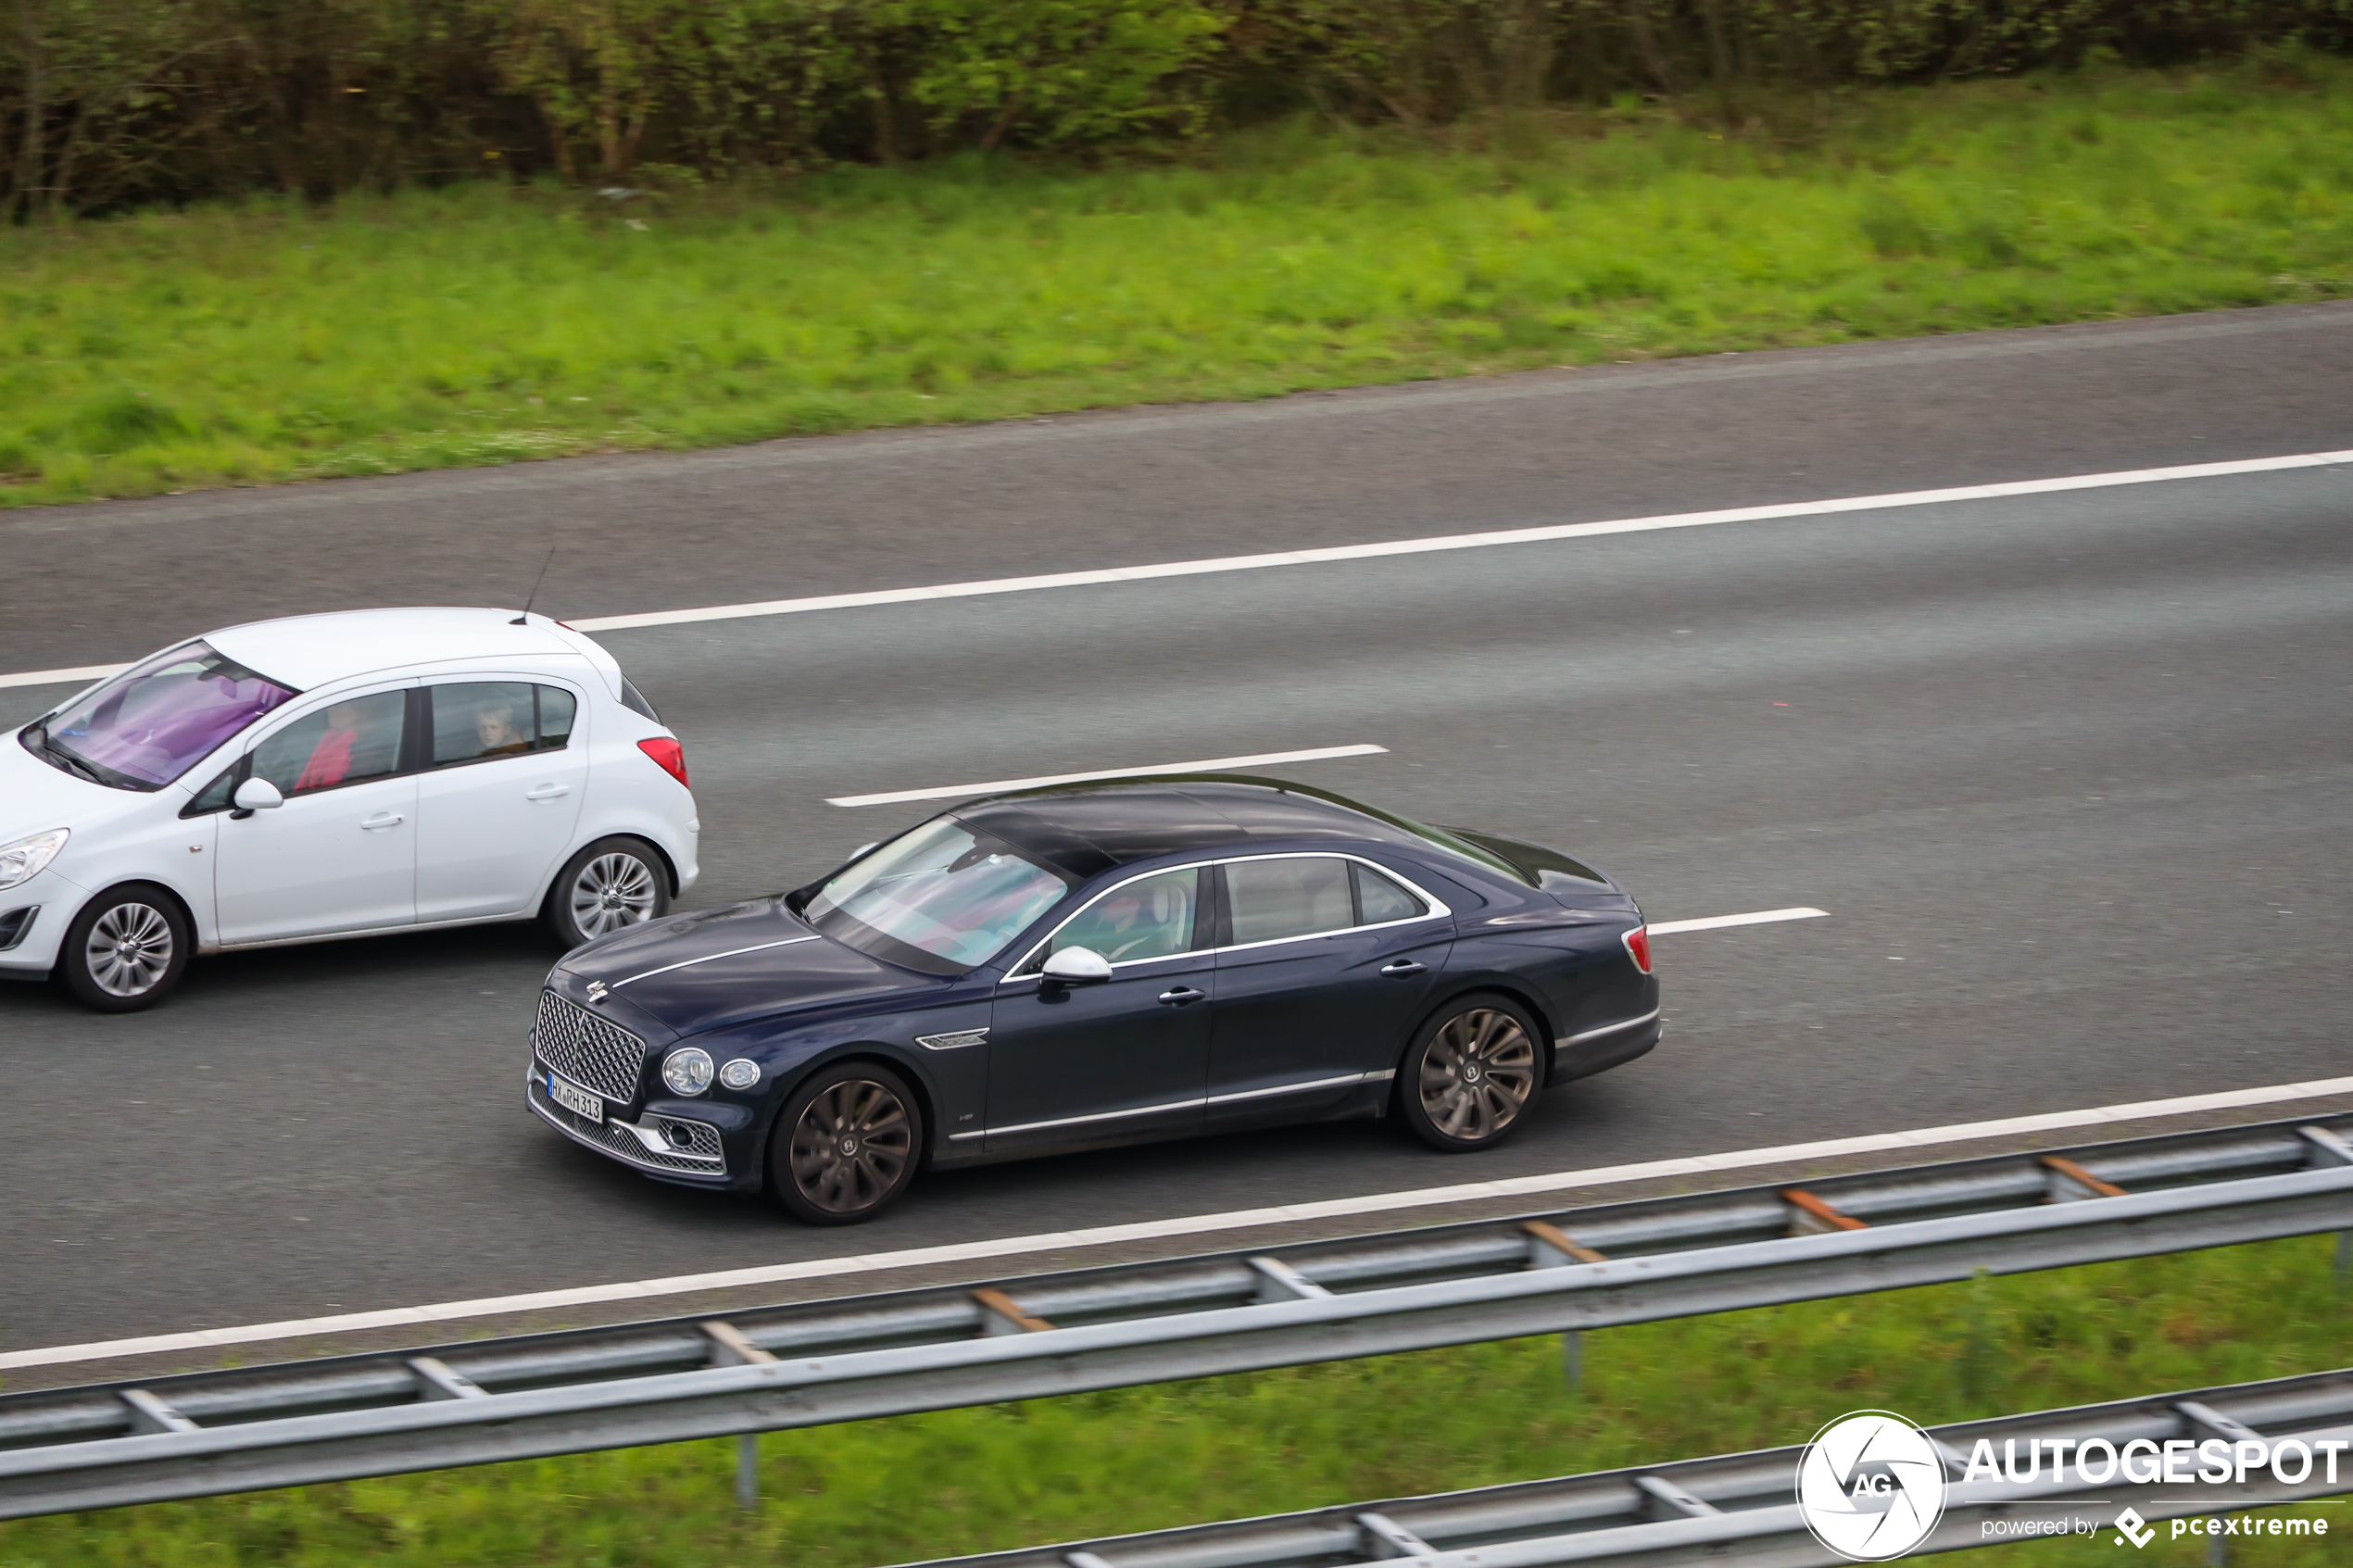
[
  {"xmin": 973, "ymin": 1287, "xmax": 1055, "ymax": 1336},
  {"xmin": 1354, "ymin": 1511, "xmax": 1438, "ymax": 1558},
  {"xmin": 701, "ymin": 1321, "xmax": 776, "ymax": 1512},
  {"xmin": 2296, "ymin": 1126, "xmax": 2353, "ymax": 1290},
  {"xmin": 1524, "ymin": 1223, "xmax": 1604, "ymax": 1396},
  {"xmin": 2040, "ymin": 1156, "xmax": 2128, "ymax": 1202},
  {"xmin": 1780, "ymin": 1187, "xmax": 1868, "ymax": 1235}
]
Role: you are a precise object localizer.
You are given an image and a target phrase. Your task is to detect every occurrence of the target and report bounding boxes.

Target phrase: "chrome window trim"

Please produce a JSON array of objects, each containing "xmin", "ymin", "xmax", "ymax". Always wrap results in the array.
[
  {"xmin": 1002, "ymin": 862, "xmax": 1214, "ymax": 981},
  {"xmin": 950, "ymin": 1069, "xmax": 1390, "ymax": 1141},
  {"xmin": 612, "ymin": 935, "xmax": 820, "ymax": 987},
  {"xmin": 1001, "ymin": 851, "xmax": 1452, "ymax": 985},
  {"xmin": 1559, "ymin": 1008, "xmax": 1661, "ymax": 1047}
]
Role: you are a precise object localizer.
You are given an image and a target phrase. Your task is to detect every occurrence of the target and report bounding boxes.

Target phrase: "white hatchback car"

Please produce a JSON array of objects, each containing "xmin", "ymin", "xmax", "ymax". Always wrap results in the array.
[{"xmin": 1, "ymin": 608, "xmax": 699, "ymax": 1010}]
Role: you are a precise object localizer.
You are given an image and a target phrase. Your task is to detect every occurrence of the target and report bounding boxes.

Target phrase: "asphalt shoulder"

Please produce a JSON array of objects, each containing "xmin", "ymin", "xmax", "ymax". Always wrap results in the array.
[{"xmin": 5, "ymin": 302, "xmax": 2350, "ymax": 674}]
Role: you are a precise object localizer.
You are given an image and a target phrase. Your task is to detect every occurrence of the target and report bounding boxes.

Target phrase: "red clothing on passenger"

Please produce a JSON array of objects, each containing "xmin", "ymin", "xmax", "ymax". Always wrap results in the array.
[{"xmin": 295, "ymin": 727, "xmax": 357, "ymax": 792}]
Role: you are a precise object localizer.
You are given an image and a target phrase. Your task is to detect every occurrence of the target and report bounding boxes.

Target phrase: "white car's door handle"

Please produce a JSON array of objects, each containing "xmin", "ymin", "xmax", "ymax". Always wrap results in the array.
[
  {"xmin": 524, "ymin": 784, "xmax": 571, "ymax": 801},
  {"xmin": 359, "ymin": 812, "xmax": 405, "ymax": 831}
]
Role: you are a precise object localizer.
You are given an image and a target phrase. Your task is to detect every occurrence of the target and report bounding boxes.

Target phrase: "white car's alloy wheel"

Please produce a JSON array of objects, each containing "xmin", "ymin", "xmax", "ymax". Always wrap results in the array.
[
  {"xmin": 569, "ymin": 851, "xmax": 660, "ymax": 939},
  {"xmin": 84, "ymin": 901, "xmax": 176, "ymax": 997}
]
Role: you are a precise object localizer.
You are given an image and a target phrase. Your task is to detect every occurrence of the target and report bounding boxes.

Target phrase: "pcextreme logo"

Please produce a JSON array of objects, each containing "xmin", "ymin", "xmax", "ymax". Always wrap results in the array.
[
  {"xmin": 1796, "ymin": 1411, "xmax": 1949, "ymax": 1562},
  {"xmin": 1795, "ymin": 1409, "xmax": 2343, "ymax": 1561}
]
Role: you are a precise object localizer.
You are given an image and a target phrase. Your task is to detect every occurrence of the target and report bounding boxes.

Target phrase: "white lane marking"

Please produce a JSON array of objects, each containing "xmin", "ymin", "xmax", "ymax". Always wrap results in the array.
[
  {"xmin": 564, "ymin": 450, "xmax": 2353, "ymax": 633},
  {"xmin": 1651, "ymin": 907, "xmax": 1829, "ymax": 935},
  {"xmin": 4, "ymin": 448, "xmax": 2347, "ymax": 694},
  {"xmin": 10, "ymin": 1073, "xmax": 2351, "ymax": 1373},
  {"xmin": 825, "ymin": 744, "xmax": 1389, "ymax": 808},
  {"xmin": 0, "ymin": 660, "xmax": 133, "ymax": 694}
]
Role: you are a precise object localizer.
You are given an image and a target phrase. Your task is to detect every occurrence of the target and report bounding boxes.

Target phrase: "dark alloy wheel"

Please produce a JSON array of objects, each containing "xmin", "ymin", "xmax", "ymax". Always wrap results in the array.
[
  {"xmin": 544, "ymin": 836, "xmax": 670, "ymax": 950},
  {"xmin": 771, "ymin": 1062, "xmax": 924, "ymax": 1225},
  {"xmin": 1397, "ymin": 995, "xmax": 1542, "ymax": 1151},
  {"xmin": 59, "ymin": 884, "xmax": 192, "ymax": 1012}
]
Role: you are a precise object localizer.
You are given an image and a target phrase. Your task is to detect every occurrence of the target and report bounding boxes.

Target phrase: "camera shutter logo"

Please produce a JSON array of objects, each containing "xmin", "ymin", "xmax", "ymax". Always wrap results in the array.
[{"xmin": 1796, "ymin": 1411, "xmax": 1949, "ymax": 1562}]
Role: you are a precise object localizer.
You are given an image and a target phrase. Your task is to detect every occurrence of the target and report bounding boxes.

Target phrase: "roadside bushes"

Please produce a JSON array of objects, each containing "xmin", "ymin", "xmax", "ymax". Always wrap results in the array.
[{"xmin": 1, "ymin": 1, "xmax": 2349, "ymax": 214}]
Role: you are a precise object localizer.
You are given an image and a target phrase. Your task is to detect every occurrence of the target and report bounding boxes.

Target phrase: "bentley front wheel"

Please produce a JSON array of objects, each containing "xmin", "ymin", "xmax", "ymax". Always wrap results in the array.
[{"xmin": 771, "ymin": 1062, "xmax": 923, "ymax": 1224}]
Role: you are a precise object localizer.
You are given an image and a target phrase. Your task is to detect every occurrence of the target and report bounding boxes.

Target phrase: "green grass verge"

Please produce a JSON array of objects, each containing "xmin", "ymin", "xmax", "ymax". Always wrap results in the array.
[
  {"xmin": 2, "ymin": 58, "xmax": 2349, "ymax": 508},
  {"xmin": 2, "ymin": 1236, "xmax": 2346, "ymax": 1566}
]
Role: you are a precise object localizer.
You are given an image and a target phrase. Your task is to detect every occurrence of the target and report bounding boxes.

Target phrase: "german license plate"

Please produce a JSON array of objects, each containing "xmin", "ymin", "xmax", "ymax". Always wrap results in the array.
[{"xmin": 546, "ymin": 1071, "xmax": 603, "ymax": 1122}]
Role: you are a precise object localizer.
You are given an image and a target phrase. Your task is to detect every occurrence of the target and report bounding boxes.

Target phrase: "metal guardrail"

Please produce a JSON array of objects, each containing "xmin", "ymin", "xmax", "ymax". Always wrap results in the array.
[
  {"xmin": 896, "ymin": 1368, "xmax": 2353, "ymax": 1568},
  {"xmin": 2, "ymin": 1114, "xmax": 2348, "ymax": 1518}
]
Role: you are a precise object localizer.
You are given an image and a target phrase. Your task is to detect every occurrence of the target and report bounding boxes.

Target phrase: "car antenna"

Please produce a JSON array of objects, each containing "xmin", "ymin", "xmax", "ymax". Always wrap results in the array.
[{"xmin": 511, "ymin": 548, "xmax": 557, "ymax": 624}]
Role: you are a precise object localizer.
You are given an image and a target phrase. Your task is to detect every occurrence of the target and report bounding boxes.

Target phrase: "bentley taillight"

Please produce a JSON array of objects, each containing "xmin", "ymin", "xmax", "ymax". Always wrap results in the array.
[{"xmin": 1622, "ymin": 925, "xmax": 1653, "ymax": 974}]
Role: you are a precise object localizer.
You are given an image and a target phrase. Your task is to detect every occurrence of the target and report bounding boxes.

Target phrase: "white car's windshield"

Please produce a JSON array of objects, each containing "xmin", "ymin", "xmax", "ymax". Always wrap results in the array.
[
  {"xmin": 806, "ymin": 818, "xmax": 1069, "ymax": 975},
  {"xmin": 35, "ymin": 642, "xmax": 297, "ymax": 790}
]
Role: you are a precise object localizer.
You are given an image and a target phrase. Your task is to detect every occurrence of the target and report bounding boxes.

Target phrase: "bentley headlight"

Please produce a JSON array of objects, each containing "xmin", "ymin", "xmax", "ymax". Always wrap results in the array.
[
  {"xmin": 661, "ymin": 1047, "xmax": 714, "ymax": 1096},
  {"xmin": 0, "ymin": 828, "xmax": 68, "ymax": 890},
  {"xmin": 718, "ymin": 1058, "xmax": 761, "ymax": 1091}
]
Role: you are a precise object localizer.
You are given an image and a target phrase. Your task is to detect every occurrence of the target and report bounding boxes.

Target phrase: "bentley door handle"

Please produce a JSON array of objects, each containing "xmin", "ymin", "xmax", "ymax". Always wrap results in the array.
[
  {"xmin": 524, "ymin": 784, "xmax": 571, "ymax": 801},
  {"xmin": 359, "ymin": 812, "xmax": 405, "ymax": 831},
  {"xmin": 1157, "ymin": 986, "xmax": 1208, "ymax": 1006},
  {"xmin": 1379, "ymin": 960, "xmax": 1428, "ymax": 977}
]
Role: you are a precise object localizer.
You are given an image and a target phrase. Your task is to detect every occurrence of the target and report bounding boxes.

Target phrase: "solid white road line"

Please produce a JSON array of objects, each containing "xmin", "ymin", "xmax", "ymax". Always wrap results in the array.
[
  {"xmin": 0, "ymin": 660, "xmax": 134, "ymax": 694},
  {"xmin": 10, "ymin": 1073, "xmax": 2352, "ymax": 1373},
  {"xmin": 1650, "ymin": 907, "xmax": 1829, "ymax": 935},
  {"xmin": 825, "ymin": 745, "xmax": 1390, "ymax": 808},
  {"xmin": 4, "ymin": 448, "xmax": 2347, "ymax": 694}
]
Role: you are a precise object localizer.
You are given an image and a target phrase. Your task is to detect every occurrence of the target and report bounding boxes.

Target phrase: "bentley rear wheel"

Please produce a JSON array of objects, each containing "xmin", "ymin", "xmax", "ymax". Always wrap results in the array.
[
  {"xmin": 1398, "ymin": 995, "xmax": 1542, "ymax": 1151},
  {"xmin": 771, "ymin": 1062, "xmax": 924, "ymax": 1225}
]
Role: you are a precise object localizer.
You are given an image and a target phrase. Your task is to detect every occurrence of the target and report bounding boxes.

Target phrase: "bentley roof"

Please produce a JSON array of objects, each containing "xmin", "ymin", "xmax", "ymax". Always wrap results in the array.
[{"xmin": 950, "ymin": 776, "xmax": 1437, "ymax": 880}]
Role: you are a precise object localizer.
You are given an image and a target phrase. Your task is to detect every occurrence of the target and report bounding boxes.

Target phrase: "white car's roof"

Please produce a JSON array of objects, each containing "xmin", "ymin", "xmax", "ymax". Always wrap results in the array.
[{"xmin": 205, "ymin": 608, "xmax": 596, "ymax": 692}]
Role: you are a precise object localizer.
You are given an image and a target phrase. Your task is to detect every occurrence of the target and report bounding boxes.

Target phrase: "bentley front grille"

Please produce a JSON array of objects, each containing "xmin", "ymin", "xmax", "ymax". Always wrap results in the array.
[{"xmin": 533, "ymin": 989, "xmax": 646, "ymax": 1104}]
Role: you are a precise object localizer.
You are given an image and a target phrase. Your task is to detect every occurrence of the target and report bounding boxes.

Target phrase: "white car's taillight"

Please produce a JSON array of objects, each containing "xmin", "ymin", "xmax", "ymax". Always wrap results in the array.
[{"xmin": 637, "ymin": 736, "xmax": 689, "ymax": 788}]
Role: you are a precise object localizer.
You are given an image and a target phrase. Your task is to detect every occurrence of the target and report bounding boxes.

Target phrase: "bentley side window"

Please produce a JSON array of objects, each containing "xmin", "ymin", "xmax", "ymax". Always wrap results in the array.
[
  {"xmin": 1224, "ymin": 857, "xmax": 1356, "ymax": 947},
  {"xmin": 1024, "ymin": 867, "xmax": 1205, "ymax": 972},
  {"xmin": 1353, "ymin": 862, "xmax": 1428, "ymax": 924}
]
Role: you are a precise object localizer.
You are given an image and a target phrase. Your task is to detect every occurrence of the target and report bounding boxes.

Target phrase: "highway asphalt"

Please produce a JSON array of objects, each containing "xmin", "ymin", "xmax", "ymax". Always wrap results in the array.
[{"xmin": 1, "ymin": 306, "xmax": 2347, "ymax": 1357}]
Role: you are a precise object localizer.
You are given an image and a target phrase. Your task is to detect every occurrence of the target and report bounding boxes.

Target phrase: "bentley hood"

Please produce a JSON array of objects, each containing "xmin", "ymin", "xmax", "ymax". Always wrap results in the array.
[{"xmin": 555, "ymin": 897, "xmax": 921, "ymax": 1036}]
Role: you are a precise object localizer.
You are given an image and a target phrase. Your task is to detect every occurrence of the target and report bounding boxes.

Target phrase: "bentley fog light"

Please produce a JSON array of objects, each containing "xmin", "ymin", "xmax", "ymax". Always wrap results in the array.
[
  {"xmin": 661, "ymin": 1047, "xmax": 714, "ymax": 1096},
  {"xmin": 0, "ymin": 828, "xmax": 69, "ymax": 890},
  {"xmin": 718, "ymin": 1058, "xmax": 761, "ymax": 1091}
]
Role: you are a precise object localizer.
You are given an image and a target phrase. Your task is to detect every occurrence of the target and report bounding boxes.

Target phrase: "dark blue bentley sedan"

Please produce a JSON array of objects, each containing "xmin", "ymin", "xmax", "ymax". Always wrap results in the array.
[{"xmin": 525, "ymin": 775, "xmax": 1658, "ymax": 1223}]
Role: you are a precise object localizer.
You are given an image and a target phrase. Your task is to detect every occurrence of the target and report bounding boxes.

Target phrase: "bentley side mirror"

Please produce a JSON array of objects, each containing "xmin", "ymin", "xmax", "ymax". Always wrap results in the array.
[
  {"xmin": 1039, "ymin": 947, "xmax": 1113, "ymax": 988},
  {"xmin": 231, "ymin": 777, "xmax": 284, "ymax": 819}
]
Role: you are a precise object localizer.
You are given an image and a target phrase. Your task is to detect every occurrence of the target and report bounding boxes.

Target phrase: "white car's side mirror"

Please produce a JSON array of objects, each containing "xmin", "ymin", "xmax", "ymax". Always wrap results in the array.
[
  {"xmin": 1039, "ymin": 946, "xmax": 1113, "ymax": 986},
  {"xmin": 232, "ymin": 777, "xmax": 284, "ymax": 815}
]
